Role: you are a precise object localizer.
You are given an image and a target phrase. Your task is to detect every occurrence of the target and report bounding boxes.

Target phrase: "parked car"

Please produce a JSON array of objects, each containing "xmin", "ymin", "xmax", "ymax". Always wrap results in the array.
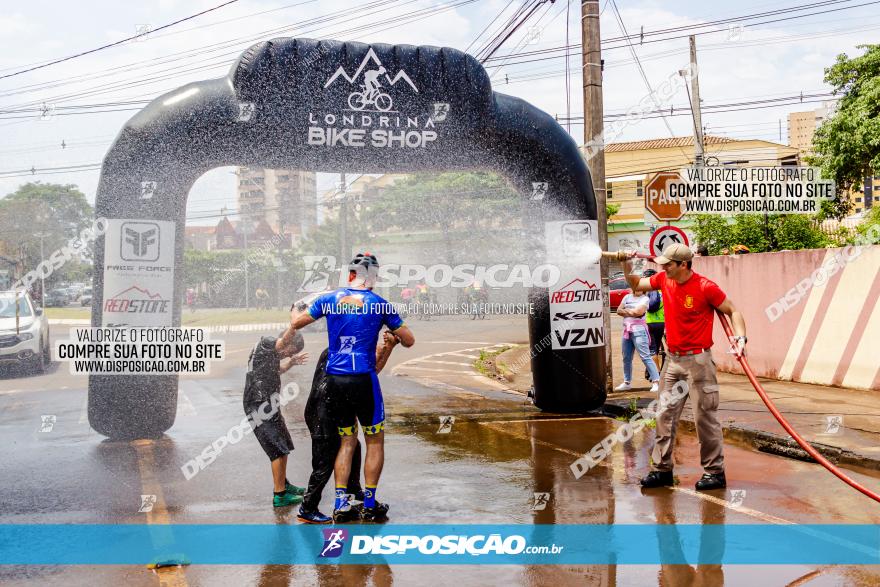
[
  {"xmin": 0, "ymin": 291, "xmax": 51, "ymax": 373},
  {"xmin": 80, "ymin": 286, "xmax": 93, "ymax": 307},
  {"xmin": 609, "ymin": 277, "xmax": 631, "ymax": 310},
  {"xmin": 67, "ymin": 284, "xmax": 85, "ymax": 301},
  {"xmin": 44, "ymin": 289, "xmax": 70, "ymax": 307}
]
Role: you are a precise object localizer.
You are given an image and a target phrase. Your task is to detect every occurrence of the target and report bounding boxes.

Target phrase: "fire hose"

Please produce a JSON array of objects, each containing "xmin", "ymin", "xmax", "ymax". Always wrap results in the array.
[
  {"xmin": 714, "ymin": 310, "xmax": 880, "ymax": 503},
  {"xmin": 601, "ymin": 249, "xmax": 880, "ymax": 502}
]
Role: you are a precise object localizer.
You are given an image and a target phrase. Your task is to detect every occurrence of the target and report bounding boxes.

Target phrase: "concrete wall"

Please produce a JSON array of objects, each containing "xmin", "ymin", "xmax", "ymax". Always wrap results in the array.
[{"xmin": 697, "ymin": 246, "xmax": 880, "ymax": 391}]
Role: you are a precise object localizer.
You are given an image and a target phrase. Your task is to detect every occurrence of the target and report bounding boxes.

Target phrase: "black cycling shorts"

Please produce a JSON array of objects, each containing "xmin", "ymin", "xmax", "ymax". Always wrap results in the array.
[{"xmin": 326, "ymin": 372, "xmax": 385, "ymax": 436}]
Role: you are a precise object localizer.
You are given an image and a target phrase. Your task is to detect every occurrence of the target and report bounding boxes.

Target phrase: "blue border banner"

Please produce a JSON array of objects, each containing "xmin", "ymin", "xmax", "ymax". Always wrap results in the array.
[{"xmin": 0, "ymin": 524, "xmax": 878, "ymax": 565}]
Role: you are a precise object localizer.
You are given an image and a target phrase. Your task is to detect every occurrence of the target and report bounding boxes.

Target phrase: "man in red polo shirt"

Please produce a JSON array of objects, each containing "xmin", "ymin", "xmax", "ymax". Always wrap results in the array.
[{"xmin": 623, "ymin": 243, "xmax": 747, "ymax": 491}]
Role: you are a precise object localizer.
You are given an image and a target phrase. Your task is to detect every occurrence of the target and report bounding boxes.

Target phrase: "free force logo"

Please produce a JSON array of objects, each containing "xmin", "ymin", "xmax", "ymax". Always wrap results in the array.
[
  {"xmin": 121, "ymin": 222, "xmax": 160, "ymax": 261},
  {"xmin": 319, "ymin": 528, "xmax": 348, "ymax": 558}
]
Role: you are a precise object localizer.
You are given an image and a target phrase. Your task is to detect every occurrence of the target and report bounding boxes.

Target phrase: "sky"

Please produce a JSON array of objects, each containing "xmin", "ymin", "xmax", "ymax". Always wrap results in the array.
[{"xmin": 0, "ymin": 0, "xmax": 877, "ymax": 225}]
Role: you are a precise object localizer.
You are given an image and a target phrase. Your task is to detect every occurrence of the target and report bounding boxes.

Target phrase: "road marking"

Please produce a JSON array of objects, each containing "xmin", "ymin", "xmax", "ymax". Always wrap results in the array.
[
  {"xmin": 446, "ymin": 352, "xmax": 480, "ymax": 359},
  {"xmin": 79, "ymin": 392, "xmax": 89, "ymax": 424},
  {"xmin": 409, "ymin": 359, "xmax": 474, "ymax": 367},
  {"xmin": 178, "ymin": 392, "xmax": 197, "ymax": 417},
  {"xmin": 133, "ymin": 439, "xmax": 188, "ymax": 585},
  {"xmin": 0, "ymin": 388, "xmax": 23, "ymax": 396},
  {"xmin": 477, "ymin": 417, "xmax": 880, "ymax": 550},
  {"xmin": 398, "ymin": 366, "xmax": 469, "ymax": 374}
]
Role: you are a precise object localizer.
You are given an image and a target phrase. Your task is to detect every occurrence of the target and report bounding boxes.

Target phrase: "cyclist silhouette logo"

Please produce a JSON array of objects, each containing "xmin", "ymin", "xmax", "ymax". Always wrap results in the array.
[
  {"xmin": 349, "ymin": 66, "xmax": 393, "ymax": 112},
  {"xmin": 324, "ymin": 48, "xmax": 418, "ymax": 113}
]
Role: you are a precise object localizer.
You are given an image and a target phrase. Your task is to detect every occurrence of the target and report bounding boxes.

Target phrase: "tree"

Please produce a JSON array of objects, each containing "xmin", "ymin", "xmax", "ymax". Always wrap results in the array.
[
  {"xmin": 606, "ymin": 203, "xmax": 621, "ymax": 219},
  {"xmin": 360, "ymin": 172, "xmax": 522, "ymax": 265},
  {"xmin": 0, "ymin": 182, "xmax": 94, "ymax": 285},
  {"xmin": 688, "ymin": 213, "xmax": 828, "ymax": 254},
  {"xmin": 811, "ymin": 44, "xmax": 880, "ymax": 219}
]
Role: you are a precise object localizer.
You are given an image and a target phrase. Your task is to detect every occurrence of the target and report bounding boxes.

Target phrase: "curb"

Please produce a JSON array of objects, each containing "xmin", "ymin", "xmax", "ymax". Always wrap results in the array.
[
  {"xmin": 604, "ymin": 397, "xmax": 880, "ymax": 472},
  {"xmin": 48, "ymin": 321, "xmax": 295, "ymax": 333}
]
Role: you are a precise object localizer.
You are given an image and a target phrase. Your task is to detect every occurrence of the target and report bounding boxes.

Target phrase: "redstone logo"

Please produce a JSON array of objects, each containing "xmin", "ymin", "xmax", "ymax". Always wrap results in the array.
[
  {"xmin": 103, "ymin": 285, "xmax": 170, "ymax": 314},
  {"xmin": 550, "ymin": 278, "xmax": 600, "ymax": 304}
]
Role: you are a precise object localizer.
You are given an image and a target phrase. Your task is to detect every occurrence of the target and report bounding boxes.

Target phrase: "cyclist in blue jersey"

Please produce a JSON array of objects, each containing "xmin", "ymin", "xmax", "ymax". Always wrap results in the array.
[{"xmin": 287, "ymin": 253, "xmax": 414, "ymax": 522}]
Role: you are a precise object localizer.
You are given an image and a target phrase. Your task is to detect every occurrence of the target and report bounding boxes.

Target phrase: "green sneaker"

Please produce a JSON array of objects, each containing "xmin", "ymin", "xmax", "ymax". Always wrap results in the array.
[
  {"xmin": 285, "ymin": 481, "xmax": 306, "ymax": 496},
  {"xmin": 273, "ymin": 492, "xmax": 304, "ymax": 507}
]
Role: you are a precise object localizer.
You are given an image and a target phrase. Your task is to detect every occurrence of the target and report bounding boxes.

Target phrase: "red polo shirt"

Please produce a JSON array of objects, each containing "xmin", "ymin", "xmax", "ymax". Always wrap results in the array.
[{"xmin": 649, "ymin": 271, "xmax": 726, "ymax": 353}]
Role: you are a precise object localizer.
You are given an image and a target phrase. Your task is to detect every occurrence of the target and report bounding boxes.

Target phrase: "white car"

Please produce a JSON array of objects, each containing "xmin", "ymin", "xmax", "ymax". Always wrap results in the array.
[{"xmin": 0, "ymin": 291, "xmax": 51, "ymax": 373}]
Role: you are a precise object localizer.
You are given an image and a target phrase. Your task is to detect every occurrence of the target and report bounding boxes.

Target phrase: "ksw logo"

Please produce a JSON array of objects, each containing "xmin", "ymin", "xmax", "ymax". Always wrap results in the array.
[
  {"xmin": 319, "ymin": 528, "xmax": 348, "ymax": 558},
  {"xmin": 121, "ymin": 222, "xmax": 160, "ymax": 261},
  {"xmin": 324, "ymin": 48, "xmax": 418, "ymax": 113},
  {"xmin": 553, "ymin": 311, "xmax": 603, "ymax": 321},
  {"xmin": 554, "ymin": 327, "xmax": 604, "ymax": 347}
]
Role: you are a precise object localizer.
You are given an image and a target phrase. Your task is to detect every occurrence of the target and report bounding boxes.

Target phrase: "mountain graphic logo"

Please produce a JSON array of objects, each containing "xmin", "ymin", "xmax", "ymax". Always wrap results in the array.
[{"xmin": 324, "ymin": 48, "xmax": 418, "ymax": 113}]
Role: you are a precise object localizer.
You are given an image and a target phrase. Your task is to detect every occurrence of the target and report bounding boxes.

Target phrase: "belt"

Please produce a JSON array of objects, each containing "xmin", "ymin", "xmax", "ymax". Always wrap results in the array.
[{"xmin": 668, "ymin": 348, "xmax": 711, "ymax": 357}]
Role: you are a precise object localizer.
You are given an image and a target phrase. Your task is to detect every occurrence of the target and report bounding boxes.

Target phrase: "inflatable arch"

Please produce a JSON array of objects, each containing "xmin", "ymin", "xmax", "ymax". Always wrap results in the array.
[{"xmin": 90, "ymin": 37, "xmax": 607, "ymax": 439}]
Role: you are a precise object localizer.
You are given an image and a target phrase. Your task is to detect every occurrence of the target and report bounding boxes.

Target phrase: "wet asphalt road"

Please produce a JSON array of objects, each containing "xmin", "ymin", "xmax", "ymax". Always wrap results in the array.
[{"xmin": 1, "ymin": 316, "xmax": 880, "ymax": 586}]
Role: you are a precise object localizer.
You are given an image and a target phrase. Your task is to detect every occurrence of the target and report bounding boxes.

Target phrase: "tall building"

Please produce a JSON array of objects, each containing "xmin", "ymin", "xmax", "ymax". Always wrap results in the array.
[
  {"xmin": 236, "ymin": 168, "xmax": 317, "ymax": 242},
  {"xmin": 787, "ymin": 100, "xmax": 872, "ymax": 213},
  {"xmin": 787, "ymin": 100, "xmax": 838, "ymax": 154}
]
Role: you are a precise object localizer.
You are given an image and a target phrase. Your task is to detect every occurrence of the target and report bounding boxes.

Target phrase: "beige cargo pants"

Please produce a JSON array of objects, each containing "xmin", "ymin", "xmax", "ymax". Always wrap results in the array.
[{"xmin": 651, "ymin": 351, "xmax": 724, "ymax": 474}]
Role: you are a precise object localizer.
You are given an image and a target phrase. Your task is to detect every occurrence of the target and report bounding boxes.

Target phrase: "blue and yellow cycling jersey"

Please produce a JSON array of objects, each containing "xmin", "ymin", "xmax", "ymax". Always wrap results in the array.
[{"xmin": 307, "ymin": 288, "xmax": 404, "ymax": 375}]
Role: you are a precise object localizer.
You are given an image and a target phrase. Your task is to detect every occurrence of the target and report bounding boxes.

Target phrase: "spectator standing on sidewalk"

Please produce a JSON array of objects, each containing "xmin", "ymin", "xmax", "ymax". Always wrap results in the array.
[
  {"xmin": 623, "ymin": 243, "xmax": 747, "ymax": 491},
  {"xmin": 615, "ymin": 289, "xmax": 660, "ymax": 393}
]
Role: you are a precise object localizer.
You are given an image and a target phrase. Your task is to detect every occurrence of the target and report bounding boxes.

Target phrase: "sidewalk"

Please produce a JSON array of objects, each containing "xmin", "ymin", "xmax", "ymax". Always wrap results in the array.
[{"xmin": 491, "ymin": 316, "xmax": 880, "ymax": 472}]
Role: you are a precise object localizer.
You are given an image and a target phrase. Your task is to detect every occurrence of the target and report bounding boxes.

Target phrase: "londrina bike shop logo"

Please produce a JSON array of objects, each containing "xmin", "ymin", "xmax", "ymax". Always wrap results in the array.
[
  {"xmin": 319, "ymin": 528, "xmax": 349, "ymax": 558},
  {"xmin": 307, "ymin": 48, "xmax": 442, "ymax": 149}
]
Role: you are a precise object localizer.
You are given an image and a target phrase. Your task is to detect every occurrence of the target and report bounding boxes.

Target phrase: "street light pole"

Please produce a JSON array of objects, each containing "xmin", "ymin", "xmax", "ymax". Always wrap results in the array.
[
  {"xmin": 34, "ymin": 232, "xmax": 50, "ymax": 310},
  {"xmin": 242, "ymin": 214, "xmax": 250, "ymax": 311}
]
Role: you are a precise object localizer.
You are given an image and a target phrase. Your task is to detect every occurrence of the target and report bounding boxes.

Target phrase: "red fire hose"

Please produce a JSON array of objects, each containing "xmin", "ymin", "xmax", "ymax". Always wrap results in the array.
[{"xmin": 715, "ymin": 310, "xmax": 880, "ymax": 503}]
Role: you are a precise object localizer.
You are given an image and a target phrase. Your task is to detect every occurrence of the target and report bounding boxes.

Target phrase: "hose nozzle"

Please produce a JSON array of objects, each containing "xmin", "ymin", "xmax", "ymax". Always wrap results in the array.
[{"xmin": 601, "ymin": 250, "xmax": 654, "ymax": 261}]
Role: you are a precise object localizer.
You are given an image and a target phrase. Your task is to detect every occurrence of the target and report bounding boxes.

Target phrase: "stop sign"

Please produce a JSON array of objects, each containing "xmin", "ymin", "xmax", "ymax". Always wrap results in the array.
[{"xmin": 645, "ymin": 172, "xmax": 685, "ymax": 221}]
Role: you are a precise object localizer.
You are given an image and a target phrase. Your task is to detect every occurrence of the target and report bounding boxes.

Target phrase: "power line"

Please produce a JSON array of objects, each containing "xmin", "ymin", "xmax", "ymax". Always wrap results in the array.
[{"xmin": 0, "ymin": 0, "xmax": 242, "ymax": 81}]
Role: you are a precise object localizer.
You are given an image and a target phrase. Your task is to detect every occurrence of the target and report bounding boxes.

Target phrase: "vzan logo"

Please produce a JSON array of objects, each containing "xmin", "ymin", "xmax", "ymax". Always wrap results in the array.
[{"xmin": 308, "ymin": 48, "xmax": 438, "ymax": 149}]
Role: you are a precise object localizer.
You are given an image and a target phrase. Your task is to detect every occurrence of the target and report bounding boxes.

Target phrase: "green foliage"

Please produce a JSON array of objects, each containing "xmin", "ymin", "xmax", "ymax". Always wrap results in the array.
[
  {"xmin": 689, "ymin": 213, "xmax": 828, "ymax": 253},
  {"xmin": 606, "ymin": 203, "xmax": 621, "ymax": 218},
  {"xmin": 855, "ymin": 205, "xmax": 880, "ymax": 243},
  {"xmin": 362, "ymin": 172, "xmax": 520, "ymax": 233},
  {"xmin": 810, "ymin": 44, "xmax": 880, "ymax": 214},
  {"xmin": 0, "ymin": 182, "xmax": 94, "ymax": 286}
]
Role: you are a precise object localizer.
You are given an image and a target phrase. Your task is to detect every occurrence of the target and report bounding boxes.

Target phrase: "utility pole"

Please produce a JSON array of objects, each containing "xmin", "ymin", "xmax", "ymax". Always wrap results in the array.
[
  {"xmin": 688, "ymin": 35, "xmax": 705, "ymax": 167},
  {"xmin": 581, "ymin": 0, "xmax": 612, "ymax": 392},
  {"xmin": 34, "ymin": 232, "xmax": 50, "ymax": 310},
  {"xmin": 242, "ymin": 213, "xmax": 250, "ymax": 311},
  {"xmin": 338, "ymin": 172, "xmax": 348, "ymax": 264}
]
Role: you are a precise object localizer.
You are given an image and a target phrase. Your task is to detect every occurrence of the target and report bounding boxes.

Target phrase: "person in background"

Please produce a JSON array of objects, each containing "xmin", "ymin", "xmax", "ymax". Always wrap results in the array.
[
  {"xmin": 615, "ymin": 288, "xmax": 661, "ymax": 393},
  {"xmin": 695, "ymin": 244, "xmax": 709, "ymax": 257},
  {"xmin": 243, "ymin": 328, "xmax": 310, "ymax": 507},
  {"xmin": 642, "ymin": 269, "xmax": 666, "ymax": 380},
  {"xmin": 255, "ymin": 286, "xmax": 270, "ymax": 310}
]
